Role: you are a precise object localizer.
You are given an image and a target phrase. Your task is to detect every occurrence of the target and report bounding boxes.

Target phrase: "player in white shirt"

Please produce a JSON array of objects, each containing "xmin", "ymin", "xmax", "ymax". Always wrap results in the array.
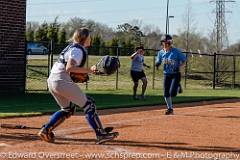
[{"xmin": 38, "ymin": 28, "xmax": 118, "ymax": 144}]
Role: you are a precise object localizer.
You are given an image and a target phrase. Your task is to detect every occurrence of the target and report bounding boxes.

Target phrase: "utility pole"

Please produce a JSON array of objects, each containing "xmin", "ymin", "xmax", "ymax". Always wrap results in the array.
[
  {"xmin": 185, "ymin": 4, "xmax": 190, "ymax": 89},
  {"xmin": 168, "ymin": 16, "xmax": 174, "ymax": 34},
  {"xmin": 165, "ymin": 0, "xmax": 170, "ymax": 35},
  {"xmin": 165, "ymin": 0, "xmax": 174, "ymax": 35}
]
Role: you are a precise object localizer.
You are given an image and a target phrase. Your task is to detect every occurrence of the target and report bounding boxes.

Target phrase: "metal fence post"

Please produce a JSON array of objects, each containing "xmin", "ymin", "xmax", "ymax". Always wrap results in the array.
[
  {"xmin": 50, "ymin": 40, "xmax": 54, "ymax": 69},
  {"xmin": 47, "ymin": 41, "xmax": 51, "ymax": 79},
  {"xmin": 116, "ymin": 46, "xmax": 119, "ymax": 90},
  {"xmin": 213, "ymin": 52, "xmax": 216, "ymax": 89},
  {"xmin": 184, "ymin": 53, "xmax": 188, "ymax": 89},
  {"xmin": 86, "ymin": 53, "xmax": 89, "ymax": 90},
  {"xmin": 47, "ymin": 40, "xmax": 54, "ymax": 91},
  {"xmin": 24, "ymin": 39, "xmax": 27, "ymax": 93},
  {"xmin": 152, "ymin": 55, "xmax": 156, "ymax": 89},
  {"xmin": 233, "ymin": 55, "xmax": 236, "ymax": 88}
]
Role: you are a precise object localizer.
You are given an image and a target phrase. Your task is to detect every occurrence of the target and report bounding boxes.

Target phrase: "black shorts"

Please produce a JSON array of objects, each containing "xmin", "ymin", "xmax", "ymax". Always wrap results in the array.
[{"xmin": 131, "ymin": 70, "xmax": 146, "ymax": 82}]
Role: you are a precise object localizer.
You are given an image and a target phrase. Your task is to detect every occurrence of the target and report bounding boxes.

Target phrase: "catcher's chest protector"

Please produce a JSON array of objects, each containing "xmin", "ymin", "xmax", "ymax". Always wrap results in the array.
[
  {"xmin": 58, "ymin": 43, "xmax": 89, "ymax": 83},
  {"xmin": 58, "ymin": 43, "xmax": 87, "ymax": 67}
]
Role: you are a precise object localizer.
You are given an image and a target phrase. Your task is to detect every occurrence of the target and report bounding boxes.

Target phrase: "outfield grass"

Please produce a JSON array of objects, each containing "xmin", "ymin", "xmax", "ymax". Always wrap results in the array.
[
  {"xmin": 26, "ymin": 55, "xmax": 225, "ymax": 91},
  {"xmin": 3, "ymin": 55, "xmax": 238, "ymax": 118},
  {"xmin": 0, "ymin": 89, "xmax": 239, "ymax": 118}
]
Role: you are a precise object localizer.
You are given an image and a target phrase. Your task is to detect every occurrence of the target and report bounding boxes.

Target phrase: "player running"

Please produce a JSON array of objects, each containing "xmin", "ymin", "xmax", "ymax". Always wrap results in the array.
[{"xmin": 155, "ymin": 35, "xmax": 186, "ymax": 115}]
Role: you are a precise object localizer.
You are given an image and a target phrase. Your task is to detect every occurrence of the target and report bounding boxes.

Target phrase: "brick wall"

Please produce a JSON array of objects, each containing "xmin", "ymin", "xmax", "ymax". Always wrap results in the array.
[{"xmin": 0, "ymin": 0, "xmax": 26, "ymax": 94}]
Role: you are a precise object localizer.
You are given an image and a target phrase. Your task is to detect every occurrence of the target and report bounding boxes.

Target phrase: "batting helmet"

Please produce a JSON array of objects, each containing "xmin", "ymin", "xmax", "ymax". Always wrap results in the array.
[
  {"xmin": 95, "ymin": 55, "xmax": 120, "ymax": 75},
  {"xmin": 160, "ymin": 34, "xmax": 173, "ymax": 44}
]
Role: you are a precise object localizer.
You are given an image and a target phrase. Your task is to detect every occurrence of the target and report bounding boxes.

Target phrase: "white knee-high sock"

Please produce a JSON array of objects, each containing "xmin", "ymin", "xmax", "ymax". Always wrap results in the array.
[{"xmin": 164, "ymin": 97, "xmax": 173, "ymax": 110}]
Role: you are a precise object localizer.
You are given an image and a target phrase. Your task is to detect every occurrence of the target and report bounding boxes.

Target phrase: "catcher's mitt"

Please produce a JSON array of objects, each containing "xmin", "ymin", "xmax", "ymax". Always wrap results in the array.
[
  {"xmin": 95, "ymin": 55, "xmax": 120, "ymax": 75},
  {"xmin": 70, "ymin": 73, "xmax": 89, "ymax": 83}
]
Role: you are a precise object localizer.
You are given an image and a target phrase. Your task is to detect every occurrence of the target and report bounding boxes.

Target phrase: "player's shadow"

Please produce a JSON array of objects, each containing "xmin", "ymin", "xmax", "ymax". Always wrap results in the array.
[
  {"xmin": 54, "ymin": 137, "xmax": 240, "ymax": 153},
  {"xmin": 58, "ymin": 124, "xmax": 140, "ymax": 135},
  {"xmin": 0, "ymin": 124, "xmax": 138, "ymax": 143},
  {"xmin": 0, "ymin": 132, "xmax": 39, "ymax": 142},
  {"xmin": 95, "ymin": 97, "xmax": 240, "ymax": 116},
  {"xmin": 53, "ymin": 137, "xmax": 189, "ymax": 146},
  {"xmin": 2, "ymin": 133, "xmax": 240, "ymax": 153},
  {"xmin": 216, "ymin": 115, "xmax": 240, "ymax": 119},
  {"xmin": 213, "ymin": 106, "xmax": 236, "ymax": 109},
  {"xmin": 106, "ymin": 140, "xmax": 240, "ymax": 153},
  {"xmin": 182, "ymin": 114, "xmax": 240, "ymax": 119}
]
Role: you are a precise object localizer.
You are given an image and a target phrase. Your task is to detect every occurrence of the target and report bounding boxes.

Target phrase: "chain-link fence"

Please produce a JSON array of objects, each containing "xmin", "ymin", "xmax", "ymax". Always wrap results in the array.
[
  {"xmin": 183, "ymin": 52, "xmax": 240, "ymax": 89},
  {"xmin": 26, "ymin": 41, "xmax": 50, "ymax": 91},
  {"xmin": 25, "ymin": 41, "xmax": 240, "ymax": 91}
]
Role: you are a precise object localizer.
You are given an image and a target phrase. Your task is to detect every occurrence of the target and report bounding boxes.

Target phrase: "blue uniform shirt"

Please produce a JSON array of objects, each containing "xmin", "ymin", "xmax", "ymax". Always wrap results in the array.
[
  {"xmin": 155, "ymin": 47, "xmax": 186, "ymax": 74},
  {"xmin": 131, "ymin": 54, "xmax": 144, "ymax": 72}
]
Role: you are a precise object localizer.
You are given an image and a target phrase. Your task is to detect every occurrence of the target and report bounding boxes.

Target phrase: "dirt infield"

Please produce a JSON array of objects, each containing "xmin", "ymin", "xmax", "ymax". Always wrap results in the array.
[{"xmin": 1, "ymin": 99, "xmax": 240, "ymax": 160}]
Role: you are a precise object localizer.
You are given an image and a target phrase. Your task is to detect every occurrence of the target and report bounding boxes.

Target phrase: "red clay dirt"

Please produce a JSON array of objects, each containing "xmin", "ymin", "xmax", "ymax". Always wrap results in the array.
[{"xmin": 0, "ymin": 99, "xmax": 240, "ymax": 160}]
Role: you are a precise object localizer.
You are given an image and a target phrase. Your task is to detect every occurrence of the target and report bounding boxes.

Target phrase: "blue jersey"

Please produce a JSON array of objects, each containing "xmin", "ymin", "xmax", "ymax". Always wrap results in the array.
[{"xmin": 155, "ymin": 47, "xmax": 186, "ymax": 74}]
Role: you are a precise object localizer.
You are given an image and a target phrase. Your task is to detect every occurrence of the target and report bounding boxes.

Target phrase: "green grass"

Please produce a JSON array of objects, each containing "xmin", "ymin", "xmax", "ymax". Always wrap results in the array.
[
  {"xmin": 27, "ymin": 55, "xmax": 230, "ymax": 91},
  {"xmin": 0, "ymin": 89, "xmax": 239, "ymax": 118},
  {"xmin": 26, "ymin": 58, "xmax": 49, "ymax": 91},
  {"xmin": 4, "ymin": 55, "xmax": 237, "ymax": 118}
]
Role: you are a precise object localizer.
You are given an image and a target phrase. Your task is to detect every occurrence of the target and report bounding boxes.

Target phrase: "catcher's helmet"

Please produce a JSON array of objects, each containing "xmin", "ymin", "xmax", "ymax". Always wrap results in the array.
[
  {"xmin": 96, "ymin": 55, "xmax": 120, "ymax": 75},
  {"xmin": 160, "ymin": 34, "xmax": 173, "ymax": 44}
]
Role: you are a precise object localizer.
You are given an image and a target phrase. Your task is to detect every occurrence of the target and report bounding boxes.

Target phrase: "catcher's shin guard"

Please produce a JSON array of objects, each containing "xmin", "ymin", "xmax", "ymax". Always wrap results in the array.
[
  {"xmin": 83, "ymin": 97, "xmax": 105, "ymax": 136},
  {"xmin": 39, "ymin": 103, "xmax": 75, "ymax": 143},
  {"xmin": 44, "ymin": 103, "xmax": 76, "ymax": 132}
]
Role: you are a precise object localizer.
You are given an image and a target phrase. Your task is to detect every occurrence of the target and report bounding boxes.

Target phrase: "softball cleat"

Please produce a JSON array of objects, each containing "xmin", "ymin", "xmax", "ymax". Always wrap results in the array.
[
  {"xmin": 96, "ymin": 132, "xmax": 119, "ymax": 145},
  {"xmin": 38, "ymin": 127, "xmax": 55, "ymax": 143}
]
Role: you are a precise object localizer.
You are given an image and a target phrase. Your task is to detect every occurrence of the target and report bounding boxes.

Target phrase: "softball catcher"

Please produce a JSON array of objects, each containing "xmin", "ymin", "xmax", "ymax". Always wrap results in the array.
[{"xmin": 38, "ymin": 28, "xmax": 119, "ymax": 144}]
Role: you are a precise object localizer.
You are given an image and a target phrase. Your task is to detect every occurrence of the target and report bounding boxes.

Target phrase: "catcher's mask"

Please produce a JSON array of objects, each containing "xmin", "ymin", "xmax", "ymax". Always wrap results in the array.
[
  {"xmin": 95, "ymin": 55, "xmax": 120, "ymax": 75},
  {"xmin": 161, "ymin": 34, "xmax": 173, "ymax": 45}
]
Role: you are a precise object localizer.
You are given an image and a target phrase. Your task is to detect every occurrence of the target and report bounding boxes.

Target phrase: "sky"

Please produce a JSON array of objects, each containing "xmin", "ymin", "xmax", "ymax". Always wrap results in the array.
[{"xmin": 26, "ymin": 0, "xmax": 240, "ymax": 44}]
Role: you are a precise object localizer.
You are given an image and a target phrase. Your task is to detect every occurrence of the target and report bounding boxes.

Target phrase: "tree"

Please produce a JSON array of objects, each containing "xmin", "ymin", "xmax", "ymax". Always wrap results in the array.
[
  {"xmin": 99, "ymin": 41, "xmax": 109, "ymax": 56},
  {"xmin": 63, "ymin": 17, "xmax": 85, "ymax": 39},
  {"xmin": 142, "ymin": 24, "xmax": 162, "ymax": 49},
  {"xmin": 91, "ymin": 35, "xmax": 102, "ymax": 55},
  {"xmin": 26, "ymin": 21, "xmax": 39, "ymax": 41},
  {"xmin": 109, "ymin": 38, "xmax": 119, "ymax": 56},
  {"xmin": 179, "ymin": 0, "xmax": 197, "ymax": 52},
  {"xmin": 125, "ymin": 39, "xmax": 135, "ymax": 56},
  {"xmin": 225, "ymin": 42, "xmax": 240, "ymax": 54},
  {"xmin": 34, "ymin": 27, "xmax": 46, "ymax": 42},
  {"xmin": 47, "ymin": 17, "xmax": 60, "ymax": 42},
  {"xmin": 34, "ymin": 22, "xmax": 48, "ymax": 42},
  {"xmin": 58, "ymin": 28, "xmax": 66, "ymax": 44},
  {"xmin": 26, "ymin": 30, "xmax": 34, "ymax": 41},
  {"xmin": 119, "ymin": 41, "xmax": 127, "ymax": 56},
  {"xmin": 117, "ymin": 23, "xmax": 144, "ymax": 46}
]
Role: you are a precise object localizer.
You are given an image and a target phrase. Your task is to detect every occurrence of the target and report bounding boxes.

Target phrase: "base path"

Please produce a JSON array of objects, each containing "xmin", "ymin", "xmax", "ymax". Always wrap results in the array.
[{"xmin": 0, "ymin": 100, "xmax": 240, "ymax": 160}]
